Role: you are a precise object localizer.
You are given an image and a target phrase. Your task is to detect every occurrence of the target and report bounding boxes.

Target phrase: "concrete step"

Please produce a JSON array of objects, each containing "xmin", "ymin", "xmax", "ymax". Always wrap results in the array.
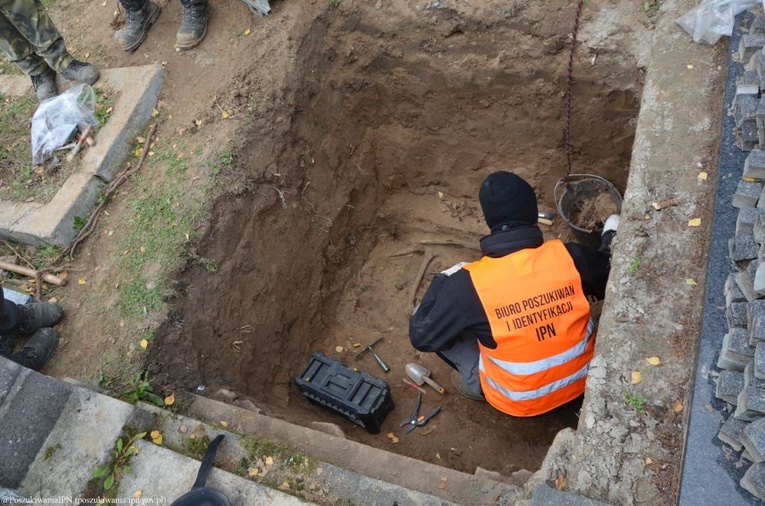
[{"xmin": 181, "ymin": 392, "xmax": 526, "ymax": 505}]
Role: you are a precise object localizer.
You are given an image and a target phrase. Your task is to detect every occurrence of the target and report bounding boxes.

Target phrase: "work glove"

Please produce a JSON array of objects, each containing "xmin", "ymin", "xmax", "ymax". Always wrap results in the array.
[
  {"xmin": 603, "ymin": 214, "xmax": 620, "ymax": 236},
  {"xmin": 440, "ymin": 262, "xmax": 469, "ymax": 277}
]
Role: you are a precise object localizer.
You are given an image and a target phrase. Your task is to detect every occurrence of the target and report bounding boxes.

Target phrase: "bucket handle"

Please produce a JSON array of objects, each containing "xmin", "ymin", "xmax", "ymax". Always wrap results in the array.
[{"xmin": 553, "ymin": 173, "xmax": 615, "ymax": 222}]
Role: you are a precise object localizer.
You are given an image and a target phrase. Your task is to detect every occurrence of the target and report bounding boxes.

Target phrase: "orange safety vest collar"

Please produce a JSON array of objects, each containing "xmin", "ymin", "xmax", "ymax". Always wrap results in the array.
[{"xmin": 464, "ymin": 239, "xmax": 594, "ymax": 417}]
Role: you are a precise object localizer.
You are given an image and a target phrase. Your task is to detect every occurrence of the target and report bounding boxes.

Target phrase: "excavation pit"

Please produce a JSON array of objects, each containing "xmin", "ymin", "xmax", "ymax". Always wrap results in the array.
[{"xmin": 151, "ymin": 5, "xmax": 643, "ymax": 478}]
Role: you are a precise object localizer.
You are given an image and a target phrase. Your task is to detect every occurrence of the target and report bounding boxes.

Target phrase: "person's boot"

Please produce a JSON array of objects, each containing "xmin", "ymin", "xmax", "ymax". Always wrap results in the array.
[
  {"xmin": 17, "ymin": 302, "xmax": 64, "ymax": 334},
  {"xmin": 11, "ymin": 328, "xmax": 58, "ymax": 371},
  {"xmin": 30, "ymin": 66, "xmax": 57, "ymax": 102},
  {"xmin": 177, "ymin": 0, "xmax": 210, "ymax": 50},
  {"xmin": 61, "ymin": 60, "xmax": 100, "ymax": 85},
  {"xmin": 115, "ymin": 0, "xmax": 161, "ymax": 52},
  {"xmin": 450, "ymin": 370, "xmax": 486, "ymax": 402}
]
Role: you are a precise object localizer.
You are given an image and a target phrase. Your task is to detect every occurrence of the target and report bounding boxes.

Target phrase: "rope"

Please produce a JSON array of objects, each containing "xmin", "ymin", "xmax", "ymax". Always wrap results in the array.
[{"xmin": 564, "ymin": 0, "xmax": 585, "ymax": 182}]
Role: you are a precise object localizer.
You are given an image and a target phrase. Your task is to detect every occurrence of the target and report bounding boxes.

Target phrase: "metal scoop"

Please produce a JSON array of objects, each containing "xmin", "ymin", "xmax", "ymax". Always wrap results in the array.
[{"xmin": 406, "ymin": 363, "xmax": 446, "ymax": 394}]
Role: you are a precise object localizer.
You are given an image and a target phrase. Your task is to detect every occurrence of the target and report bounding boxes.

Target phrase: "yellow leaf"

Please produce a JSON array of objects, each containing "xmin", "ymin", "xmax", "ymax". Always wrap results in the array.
[
  {"xmin": 140, "ymin": 339, "xmax": 148, "ymax": 349},
  {"xmin": 107, "ymin": 230, "xmax": 114, "ymax": 236},
  {"xmin": 698, "ymin": 171, "xmax": 708, "ymax": 180},
  {"xmin": 555, "ymin": 473, "xmax": 567, "ymax": 491},
  {"xmin": 686, "ymin": 64, "xmax": 694, "ymax": 69},
  {"xmin": 646, "ymin": 356, "xmax": 662, "ymax": 366},
  {"xmin": 645, "ymin": 457, "xmax": 653, "ymax": 465},
  {"xmin": 151, "ymin": 108, "xmax": 159, "ymax": 117},
  {"xmin": 743, "ymin": 177, "xmax": 757, "ymax": 182},
  {"xmin": 265, "ymin": 456, "xmax": 274, "ymax": 466},
  {"xmin": 140, "ymin": 246, "xmax": 145, "ymax": 253},
  {"xmin": 136, "ymin": 136, "xmax": 146, "ymax": 144},
  {"xmin": 164, "ymin": 393, "xmax": 175, "ymax": 406},
  {"xmin": 438, "ymin": 191, "xmax": 444, "ymax": 199},
  {"xmin": 673, "ymin": 400, "xmax": 683, "ymax": 413},
  {"xmin": 168, "ymin": 114, "xmax": 173, "ymax": 120},
  {"xmin": 631, "ymin": 371, "xmax": 643, "ymax": 384},
  {"xmin": 688, "ymin": 218, "xmax": 701, "ymax": 227},
  {"xmin": 686, "ymin": 278, "xmax": 697, "ymax": 285},
  {"xmin": 133, "ymin": 490, "xmax": 142, "ymax": 500},
  {"xmin": 278, "ymin": 481, "xmax": 290, "ymax": 491},
  {"xmin": 387, "ymin": 432, "xmax": 399, "ymax": 444},
  {"xmin": 335, "ymin": 346, "xmax": 344, "ymax": 353},
  {"xmin": 248, "ymin": 468, "xmax": 259, "ymax": 477},
  {"xmin": 436, "ymin": 452, "xmax": 441, "ymax": 460},
  {"xmin": 78, "ymin": 277, "xmax": 87, "ymax": 285},
  {"xmin": 150, "ymin": 430, "xmax": 163, "ymax": 445},
  {"xmin": 222, "ymin": 110, "xmax": 230, "ymax": 119},
  {"xmin": 220, "ymin": 420, "xmax": 228, "ymax": 428},
  {"xmin": 244, "ymin": 28, "xmax": 251, "ymax": 35},
  {"xmin": 195, "ymin": 119, "xmax": 202, "ymax": 127}
]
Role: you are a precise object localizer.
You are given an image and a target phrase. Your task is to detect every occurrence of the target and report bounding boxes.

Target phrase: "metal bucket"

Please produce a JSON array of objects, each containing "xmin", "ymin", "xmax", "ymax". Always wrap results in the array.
[{"xmin": 554, "ymin": 174, "xmax": 623, "ymax": 248}]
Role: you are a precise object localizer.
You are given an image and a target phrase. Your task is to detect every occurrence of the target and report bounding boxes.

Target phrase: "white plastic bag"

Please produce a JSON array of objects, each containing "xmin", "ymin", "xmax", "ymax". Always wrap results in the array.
[
  {"xmin": 676, "ymin": 0, "xmax": 758, "ymax": 45},
  {"xmin": 30, "ymin": 83, "xmax": 99, "ymax": 165}
]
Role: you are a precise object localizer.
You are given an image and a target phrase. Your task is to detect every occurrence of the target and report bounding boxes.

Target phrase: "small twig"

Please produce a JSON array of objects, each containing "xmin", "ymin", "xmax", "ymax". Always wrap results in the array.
[
  {"xmin": 417, "ymin": 239, "xmax": 480, "ymax": 251},
  {"xmin": 272, "ymin": 186, "xmax": 287, "ymax": 208},
  {"xmin": 651, "ymin": 198, "xmax": 678, "ymax": 211},
  {"xmin": 3, "ymin": 241, "xmax": 35, "ymax": 270},
  {"xmin": 389, "ymin": 248, "xmax": 425, "ymax": 259}
]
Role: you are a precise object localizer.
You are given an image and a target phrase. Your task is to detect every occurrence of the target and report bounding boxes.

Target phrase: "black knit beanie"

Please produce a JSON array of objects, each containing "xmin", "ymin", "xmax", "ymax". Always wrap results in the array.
[{"xmin": 479, "ymin": 171, "xmax": 538, "ymax": 230}]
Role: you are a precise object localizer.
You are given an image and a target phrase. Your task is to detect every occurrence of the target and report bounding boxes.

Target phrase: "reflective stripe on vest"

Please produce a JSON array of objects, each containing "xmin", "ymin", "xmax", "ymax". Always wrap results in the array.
[{"xmin": 464, "ymin": 239, "xmax": 594, "ymax": 417}]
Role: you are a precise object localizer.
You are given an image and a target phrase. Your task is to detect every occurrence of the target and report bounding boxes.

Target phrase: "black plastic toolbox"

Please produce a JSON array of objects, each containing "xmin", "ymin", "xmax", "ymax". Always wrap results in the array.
[{"xmin": 295, "ymin": 353, "xmax": 394, "ymax": 434}]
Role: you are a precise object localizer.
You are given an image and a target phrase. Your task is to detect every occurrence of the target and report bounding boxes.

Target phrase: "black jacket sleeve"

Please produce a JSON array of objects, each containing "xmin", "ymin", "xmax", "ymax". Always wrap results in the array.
[
  {"xmin": 409, "ymin": 270, "xmax": 495, "ymax": 352},
  {"xmin": 563, "ymin": 242, "xmax": 611, "ymax": 300}
]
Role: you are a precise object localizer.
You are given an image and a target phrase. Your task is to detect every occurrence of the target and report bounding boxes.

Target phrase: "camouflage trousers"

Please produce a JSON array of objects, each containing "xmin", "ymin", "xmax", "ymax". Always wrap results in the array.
[{"xmin": 0, "ymin": 0, "xmax": 71, "ymax": 77}]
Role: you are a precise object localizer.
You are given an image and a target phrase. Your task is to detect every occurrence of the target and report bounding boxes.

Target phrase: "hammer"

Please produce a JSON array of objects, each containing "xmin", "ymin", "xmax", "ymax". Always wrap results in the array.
[{"xmin": 354, "ymin": 337, "xmax": 390, "ymax": 373}]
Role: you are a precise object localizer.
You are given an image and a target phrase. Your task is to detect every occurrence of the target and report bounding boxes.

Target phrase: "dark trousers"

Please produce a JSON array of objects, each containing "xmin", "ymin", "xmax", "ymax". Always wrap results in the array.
[
  {"xmin": 0, "ymin": 289, "xmax": 20, "ymax": 334},
  {"xmin": 0, "ymin": 0, "xmax": 72, "ymax": 76}
]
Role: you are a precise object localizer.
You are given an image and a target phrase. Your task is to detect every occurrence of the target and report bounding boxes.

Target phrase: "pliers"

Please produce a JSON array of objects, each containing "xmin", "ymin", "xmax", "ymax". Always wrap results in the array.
[{"xmin": 400, "ymin": 392, "xmax": 442, "ymax": 433}]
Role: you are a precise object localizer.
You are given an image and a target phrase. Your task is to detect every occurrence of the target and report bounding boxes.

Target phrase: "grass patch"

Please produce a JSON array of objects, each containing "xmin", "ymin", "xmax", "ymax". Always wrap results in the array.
[
  {"xmin": 0, "ymin": 92, "xmax": 37, "ymax": 202},
  {"xmin": 43, "ymin": 442, "xmax": 62, "ymax": 460},
  {"xmin": 242, "ymin": 437, "xmax": 318, "ymax": 475},
  {"xmin": 186, "ymin": 433, "xmax": 211, "ymax": 460}
]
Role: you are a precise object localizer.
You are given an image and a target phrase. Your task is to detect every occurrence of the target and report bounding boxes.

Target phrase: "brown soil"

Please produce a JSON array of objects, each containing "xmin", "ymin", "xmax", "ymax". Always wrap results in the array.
[
  {"xmin": 37, "ymin": 0, "xmax": 649, "ymax": 480},
  {"xmin": 567, "ymin": 187, "xmax": 620, "ymax": 232}
]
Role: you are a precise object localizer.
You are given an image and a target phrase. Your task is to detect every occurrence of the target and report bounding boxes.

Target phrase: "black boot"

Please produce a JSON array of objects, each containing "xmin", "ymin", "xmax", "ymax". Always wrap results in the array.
[
  {"xmin": 177, "ymin": 0, "xmax": 210, "ymax": 50},
  {"xmin": 30, "ymin": 66, "xmax": 57, "ymax": 102},
  {"xmin": 11, "ymin": 328, "xmax": 58, "ymax": 371},
  {"xmin": 115, "ymin": 0, "xmax": 161, "ymax": 52},
  {"xmin": 61, "ymin": 60, "xmax": 100, "ymax": 85},
  {"xmin": 17, "ymin": 302, "xmax": 64, "ymax": 334}
]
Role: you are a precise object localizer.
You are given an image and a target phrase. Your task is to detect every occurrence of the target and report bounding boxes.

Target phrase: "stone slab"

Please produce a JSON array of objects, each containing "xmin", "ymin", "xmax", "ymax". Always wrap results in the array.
[
  {"xmin": 530, "ymin": 482, "xmax": 611, "ymax": 506},
  {"xmin": 718, "ymin": 414, "xmax": 750, "ymax": 452},
  {"xmin": 0, "ymin": 65, "xmax": 165, "ymax": 247},
  {"xmin": 19, "ymin": 384, "xmax": 154, "ymax": 499},
  {"xmin": 742, "ymin": 462, "xmax": 765, "ymax": 502},
  {"xmin": 0, "ymin": 358, "xmax": 72, "ymax": 489},
  {"xmin": 741, "ymin": 417, "xmax": 765, "ymax": 463}
]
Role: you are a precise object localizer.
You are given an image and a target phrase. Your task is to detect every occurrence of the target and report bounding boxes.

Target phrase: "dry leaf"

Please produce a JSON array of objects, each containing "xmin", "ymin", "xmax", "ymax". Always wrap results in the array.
[
  {"xmin": 278, "ymin": 481, "xmax": 290, "ymax": 491},
  {"xmin": 335, "ymin": 345, "xmax": 344, "ymax": 353},
  {"xmin": 439, "ymin": 477, "xmax": 447, "ymax": 490},
  {"xmin": 220, "ymin": 420, "xmax": 228, "ymax": 428},
  {"xmin": 107, "ymin": 230, "xmax": 114, "ymax": 236},
  {"xmin": 151, "ymin": 108, "xmax": 159, "ymax": 117},
  {"xmin": 686, "ymin": 64, "xmax": 694, "ymax": 69},
  {"xmin": 688, "ymin": 218, "xmax": 701, "ymax": 227},
  {"xmin": 164, "ymin": 393, "xmax": 175, "ymax": 406},
  {"xmin": 133, "ymin": 490, "xmax": 142, "ymax": 500},
  {"xmin": 248, "ymin": 468, "xmax": 259, "ymax": 477},
  {"xmin": 698, "ymin": 171, "xmax": 708, "ymax": 180},
  {"xmin": 743, "ymin": 177, "xmax": 757, "ymax": 182},
  {"xmin": 646, "ymin": 356, "xmax": 662, "ymax": 366},
  {"xmin": 222, "ymin": 111, "xmax": 230, "ymax": 119},
  {"xmin": 244, "ymin": 28, "xmax": 251, "ymax": 35},
  {"xmin": 438, "ymin": 191, "xmax": 444, "ymax": 199},
  {"xmin": 150, "ymin": 430, "xmax": 163, "ymax": 445},
  {"xmin": 195, "ymin": 119, "xmax": 202, "ymax": 126},
  {"xmin": 673, "ymin": 400, "xmax": 683, "ymax": 413},
  {"xmin": 436, "ymin": 452, "xmax": 441, "ymax": 460},
  {"xmin": 59, "ymin": 270, "xmax": 68, "ymax": 279},
  {"xmin": 645, "ymin": 457, "xmax": 653, "ymax": 465},
  {"xmin": 631, "ymin": 371, "xmax": 643, "ymax": 385},
  {"xmin": 686, "ymin": 278, "xmax": 697, "ymax": 285},
  {"xmin": 265, "ymin": 456, "xmax": 274, "ymax": 466},
  {"xmin": 78, "ymin": 277, "xmax": 87, "ymax": 285},
  {"xmin": 140, "ymin": 339, "xmax": 148, "ymax": 349},
  {"xmin": 387, "ymin": 432, "xmax": 399, "ymax": 444},
  {"xmin": 140, "ymin": 246, "xmax": 146, "ymax": 253},
  {"xmin": 555, "ymin": 473, "xmax": 567, "ymax": 491}
]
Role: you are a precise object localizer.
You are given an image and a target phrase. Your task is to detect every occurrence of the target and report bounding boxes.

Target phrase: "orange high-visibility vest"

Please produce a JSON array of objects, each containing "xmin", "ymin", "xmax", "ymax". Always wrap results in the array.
[{"xmin": 464, "ymin": 239, "xmax": 594, "ymax": 417}]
